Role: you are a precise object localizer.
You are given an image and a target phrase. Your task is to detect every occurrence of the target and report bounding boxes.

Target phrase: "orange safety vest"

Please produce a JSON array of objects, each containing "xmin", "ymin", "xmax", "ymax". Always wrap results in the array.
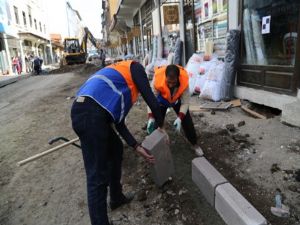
[
  {"xmin": 154, "ymin": 65, "xmax": 189, "ymax": 103},
  {"xmin": 107, "ymin": 60, "xmax": 139, "ymax": 104}
]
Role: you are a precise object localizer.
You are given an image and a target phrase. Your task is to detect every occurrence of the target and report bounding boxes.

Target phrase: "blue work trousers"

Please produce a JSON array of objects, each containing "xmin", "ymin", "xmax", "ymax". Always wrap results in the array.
[{"xmin": 71, "ymin": 97, "xmax": 123, "ymax": 225}]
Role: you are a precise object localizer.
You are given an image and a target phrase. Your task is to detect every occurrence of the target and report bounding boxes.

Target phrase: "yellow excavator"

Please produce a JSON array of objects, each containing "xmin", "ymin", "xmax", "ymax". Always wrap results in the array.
[{"xmin": 61, "ymin": 27, "xmax": 100, "ymax": 65}]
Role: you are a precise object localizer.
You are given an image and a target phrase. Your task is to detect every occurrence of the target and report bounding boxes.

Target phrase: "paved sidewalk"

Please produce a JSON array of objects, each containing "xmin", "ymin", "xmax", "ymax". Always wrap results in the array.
[
  {"xmin": 0, "ymin": 63, "xmax": 60, "ymax": 88},
  {"xmin": 0, "ymin": 74, "xmax": 30, "ymax": 88}
]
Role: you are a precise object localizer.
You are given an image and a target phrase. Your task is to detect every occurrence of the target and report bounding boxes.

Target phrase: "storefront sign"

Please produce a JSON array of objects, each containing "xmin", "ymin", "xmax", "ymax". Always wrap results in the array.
[
  {"xmin": 163, "ymin": 5, "xmax": 179, "ymax": 25},
  {"xmin": 262, "ymin": 15, "xmax": 271, "ymax": 34},
  {"xmin": 132, "ymin": 26, "xmax": 140, "ymax": 37},
  {"xmin": 120, "ymin": 37, "xmax": 127, "ymax": 45}
]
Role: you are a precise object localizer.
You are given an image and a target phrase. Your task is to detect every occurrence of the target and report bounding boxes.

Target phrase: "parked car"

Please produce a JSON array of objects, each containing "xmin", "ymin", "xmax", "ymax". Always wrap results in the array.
[{"xmin": 87, "ymin": 50, "xmax": 100, "ymax": 61}]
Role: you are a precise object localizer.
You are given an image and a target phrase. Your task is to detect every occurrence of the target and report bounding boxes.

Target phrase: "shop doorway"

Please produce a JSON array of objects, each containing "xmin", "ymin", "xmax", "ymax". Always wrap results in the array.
[{"xmin": 184, "ymin": 0, "xmax": 197, "ymax": 63}]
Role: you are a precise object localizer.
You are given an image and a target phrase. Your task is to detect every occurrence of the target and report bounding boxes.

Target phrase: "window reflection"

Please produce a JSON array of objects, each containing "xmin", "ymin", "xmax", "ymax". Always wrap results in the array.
[{"xmin": 242, "ymin": 0, "xmax": 300, "ymax": 66}]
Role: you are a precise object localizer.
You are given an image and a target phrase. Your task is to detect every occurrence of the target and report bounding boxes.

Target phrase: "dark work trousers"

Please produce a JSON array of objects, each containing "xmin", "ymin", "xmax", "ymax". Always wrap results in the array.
[
  {"xmin": 158, "ymin": 101, "xmax": 197, "ymax": 145},
  {"xmin": 71, "ymin": 97, "xmax": 123, "ymax": 225}
]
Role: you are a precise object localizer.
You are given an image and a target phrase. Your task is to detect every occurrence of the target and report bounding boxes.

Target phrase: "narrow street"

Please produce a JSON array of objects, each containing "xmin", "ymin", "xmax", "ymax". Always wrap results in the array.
[
  {"xmin": 0, "ymin": 66, "xmax": 226, "ymax": 225},
  {"xmin": 1, "ymin": 64, "xmax": 300, "ymax": 225}
]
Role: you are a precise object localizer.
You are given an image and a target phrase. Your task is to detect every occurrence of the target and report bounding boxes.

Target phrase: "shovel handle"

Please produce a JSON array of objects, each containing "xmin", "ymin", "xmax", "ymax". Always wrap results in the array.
[{"xmin": 17, "ymin": 137, "xmax": 80, "ymax": 167}]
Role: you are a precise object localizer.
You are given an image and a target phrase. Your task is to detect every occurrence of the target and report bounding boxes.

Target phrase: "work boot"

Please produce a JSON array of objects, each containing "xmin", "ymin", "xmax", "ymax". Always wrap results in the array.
[
  {"xmin": 194, "ymin": 145, "xmax": 204, "ymax": 156},
  {"xmin": 110, "ymin": 192, "xmax": 134, "ymax": 211}
]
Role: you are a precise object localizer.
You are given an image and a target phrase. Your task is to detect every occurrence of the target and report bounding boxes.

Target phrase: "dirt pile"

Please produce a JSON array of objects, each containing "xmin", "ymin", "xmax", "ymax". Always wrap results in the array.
[
  {"xmin": 48, "ymin": 63, "xmax": 100, "ymax": 76},
  {"xmin": 187, "ymin": 100, "xmax": 300, "ymax": 225}
]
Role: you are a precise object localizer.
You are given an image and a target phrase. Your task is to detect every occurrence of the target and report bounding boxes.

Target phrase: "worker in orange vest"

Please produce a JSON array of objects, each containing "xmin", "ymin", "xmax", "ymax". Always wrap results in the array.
[
  {"xmin": 71, "ymin": 60, "xmax": 165, "ymax": 225},
  {"xmin": 147, "ymin": 64, "xmax": 203, "ymax": 156}
]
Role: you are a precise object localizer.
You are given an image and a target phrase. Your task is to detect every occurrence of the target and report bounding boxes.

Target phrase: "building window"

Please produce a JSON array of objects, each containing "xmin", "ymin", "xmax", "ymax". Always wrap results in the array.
[
  {"xmin": 14, "ymin": 6, "xmax": 19, "ymax": 24},
  {"xmin": 24, "ymin": 40, "xmax": 32, "ymax": 46},
  {"xmin": 29, "ymin": 14, "xmax": 32, "ymax": 27},
  {"xmin": 194, "ymin": 0, "xmax": 228, "ymax": 58},
  {"xmin": 44, "ymin": 24, "xmax": 46, "ymax": 34},
  {"xmin": 141, "ymin": 0, "xmax": 154, "ymax": 52},
  {"xmin": 238, "ymin": 0, "xmax": 300, "ymax": 95},
  {"xmin": 28, "ymin": 6, "xmax": 32, "ymax": 27},
  {"xmin": 34, "ymin": 19, "xmax": 37, "ymax": 30},
  {"xmin": 22, "ymin": 11, "xmax": 26, "ymax": 26},
  {"xmin": 160, "ymin": 1, "xmax": 180, "ymax": 58},
  {"xmin": 39, "ymin": 22, "xmax": 42, "ymax": 32},
  {"xmin": 242, "ymin": 0, "xmax": 300, "ymax": 66}
]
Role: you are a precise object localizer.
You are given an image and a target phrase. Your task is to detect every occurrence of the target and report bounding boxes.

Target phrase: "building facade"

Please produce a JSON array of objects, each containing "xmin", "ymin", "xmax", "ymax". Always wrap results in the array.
[
  {"xmin": 102, "ymin": 0, "xmax": 300, "ymax": 126},
  {"xmin": 0, "ymin": 0, "xmax": 53, "ymax": 75}
]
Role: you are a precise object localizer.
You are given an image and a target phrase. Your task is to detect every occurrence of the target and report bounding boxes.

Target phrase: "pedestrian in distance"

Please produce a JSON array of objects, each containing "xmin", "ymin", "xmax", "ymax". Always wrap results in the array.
[
  {"xmin": 147, "ymin": 64, "xmax": 204, "ymax": 156},
  {"xmin": 100, "ymin": 49, "xmax": 106, "ymax": 68},
  {"xmin": 12, "ymin": 56, "xmax": 20, "ymax": 75},
  {"xmin": 25, "ymin": 54, "xmax": 32, "ymax": 73},
  {"xmin": 71, "ymin": 60, "xmax": 166, "ymax": 225},
  {"xmin": 32, "ymin": 56, "xmax": 42, "ymax": 75}
]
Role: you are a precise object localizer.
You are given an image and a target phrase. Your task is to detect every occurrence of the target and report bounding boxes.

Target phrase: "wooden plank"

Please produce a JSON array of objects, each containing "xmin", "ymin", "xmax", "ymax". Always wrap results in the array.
[
  {"xmin": 229, "ymin": 99, "xmax": 241, "ymax": 107},
  {"xmin": 189, "ymin": 105, "xmax": 208, "ymax": 112},
  {"xmin": 200, "ymin": 102, "xmax": 232, "ymax": 110},
  {"xmin": 241, "ymin": 106, "xmax": 266, "ymax": 119}
]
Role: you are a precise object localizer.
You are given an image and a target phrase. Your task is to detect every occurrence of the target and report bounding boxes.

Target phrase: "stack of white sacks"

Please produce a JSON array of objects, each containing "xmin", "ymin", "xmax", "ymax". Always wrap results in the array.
[
  {"xmin": 144, "ymin": 36, "xmax": 226, "ymax": 102},
  {"xmin": 185, "ymin": 53, "xmax": 226, "ymax": 102}
]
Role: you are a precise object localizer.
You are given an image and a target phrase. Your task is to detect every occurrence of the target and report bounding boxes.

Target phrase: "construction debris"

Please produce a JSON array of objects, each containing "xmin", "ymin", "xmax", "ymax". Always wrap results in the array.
[{"xmin": 241, "ymin": 105, "xmax": 267, "ymax": 119}]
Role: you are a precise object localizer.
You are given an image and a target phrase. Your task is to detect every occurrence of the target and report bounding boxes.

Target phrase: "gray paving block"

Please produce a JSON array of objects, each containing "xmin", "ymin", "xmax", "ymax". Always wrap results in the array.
[
  {"xmin": 142, "ymin": 129, "xmax": 174, "ymax": 187},
  {"xmin": 215, "ymin": 183, "xmax": 267, "ymax": 225},
  {"xmin": 192, "ymin": 157, "xmax": 227, "ymax": 206}
]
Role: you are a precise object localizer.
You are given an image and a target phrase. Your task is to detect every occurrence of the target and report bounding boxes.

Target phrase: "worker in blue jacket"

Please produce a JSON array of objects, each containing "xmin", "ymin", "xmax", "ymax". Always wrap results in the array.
[{"xmin": 71, "ymin": 60, "xmax": 165, "ymax": 225}]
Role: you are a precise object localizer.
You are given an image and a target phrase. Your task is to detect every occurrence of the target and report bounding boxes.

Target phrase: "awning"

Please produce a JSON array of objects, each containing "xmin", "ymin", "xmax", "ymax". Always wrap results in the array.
[
  {"xmin": 0, "ymin": 22, "xmax": 19, "ymax": 38},
  {"xmin": 116, "ymin": 0, "xmax": 140, "ymax": 21},
  {"xmin": 110, "ymin": 0, "xmax": 144, "ymax": 32},
  {"xmin": 18, "ymin": 32, "xmax": 49, "ymax": 44}
]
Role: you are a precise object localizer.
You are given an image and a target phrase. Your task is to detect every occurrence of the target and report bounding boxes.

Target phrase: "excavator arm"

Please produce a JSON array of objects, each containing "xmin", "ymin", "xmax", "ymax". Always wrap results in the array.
[{"xmin": 81, "ymin": 27, "xmax": 100, "ymax": 53}]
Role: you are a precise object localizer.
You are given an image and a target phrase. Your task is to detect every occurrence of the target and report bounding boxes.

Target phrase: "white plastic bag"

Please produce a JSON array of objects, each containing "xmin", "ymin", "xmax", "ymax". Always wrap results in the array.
[
  {"xmin": 200, "ymin": 61, "xmax": 225, "ymax": 101},
  {"xmin": 185, "ymin": 54, "xmax": 203, "ymax": 95}
]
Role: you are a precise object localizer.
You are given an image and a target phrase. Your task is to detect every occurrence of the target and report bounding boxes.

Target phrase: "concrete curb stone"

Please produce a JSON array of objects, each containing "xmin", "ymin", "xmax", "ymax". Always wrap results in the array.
[
  {"xmin": 192, "ymin": 157, "xmax": 267, "ymax": 225},
  {"xmin": 215, "ymin": 182, "xmax": 267, "ymax": 225},
  {"xmin": 192, "ymin": 157, "xmax": 227, "ymax": 206}
]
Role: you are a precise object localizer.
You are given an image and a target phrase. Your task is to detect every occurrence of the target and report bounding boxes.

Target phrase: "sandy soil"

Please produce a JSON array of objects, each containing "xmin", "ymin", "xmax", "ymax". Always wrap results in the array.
[{"xmin": 0, "ymin": 64, "xmax": 299, "ymax": 225}]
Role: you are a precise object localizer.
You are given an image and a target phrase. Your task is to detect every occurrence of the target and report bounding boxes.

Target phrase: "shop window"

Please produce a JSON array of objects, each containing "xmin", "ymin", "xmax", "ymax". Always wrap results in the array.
[
  {"xmin": 24, "ymin": 40, "xmax": 32, "ymax": 47},
  {"xmin": 133, "ymin": 13, "xmax": 142, "ymax": 56},
  {"xmin": 0, "ymin": 38, "xmax": 4, "ymax": 51},
  {"xmin": 141, "ymin": 0, "xmax": 154, "ymax": 53},
  {"xmin": 184, "ymin": 0, "xmax": 196, "ymax": 61},
  {"xmin": 195, "ymin": 0, "xmax": 228, "ymax": 57},
  {"xmin": 242, "ymin": 0, "xmax": 300, "ymax": 66},
  {"xmin": 161, "ymin": 1, "xmax": 180, "ymax": 58}
]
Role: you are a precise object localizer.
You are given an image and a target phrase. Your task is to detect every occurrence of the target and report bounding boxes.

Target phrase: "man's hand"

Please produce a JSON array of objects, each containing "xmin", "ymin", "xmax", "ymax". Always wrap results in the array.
[
  {"xmin": 136, "ymin": 145, "xmax": 155, "ymax": 164},
  {"xmin": 147, "ymin": 118, "xmax": 155, "ymax": 134},
  {"xmin": 173, "ymin": 117, "xmax": 182, "ymax": 133}
]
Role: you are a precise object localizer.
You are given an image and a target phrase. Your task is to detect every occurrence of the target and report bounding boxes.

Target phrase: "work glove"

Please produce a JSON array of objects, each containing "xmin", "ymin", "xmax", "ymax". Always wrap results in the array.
[
  {"xmin": 173, "ymin": 117, "xmax": 182, "ymax": 133},
  {"xmin": 147, "ymin": 118, "xmax": 155, "ymax": 134}
]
